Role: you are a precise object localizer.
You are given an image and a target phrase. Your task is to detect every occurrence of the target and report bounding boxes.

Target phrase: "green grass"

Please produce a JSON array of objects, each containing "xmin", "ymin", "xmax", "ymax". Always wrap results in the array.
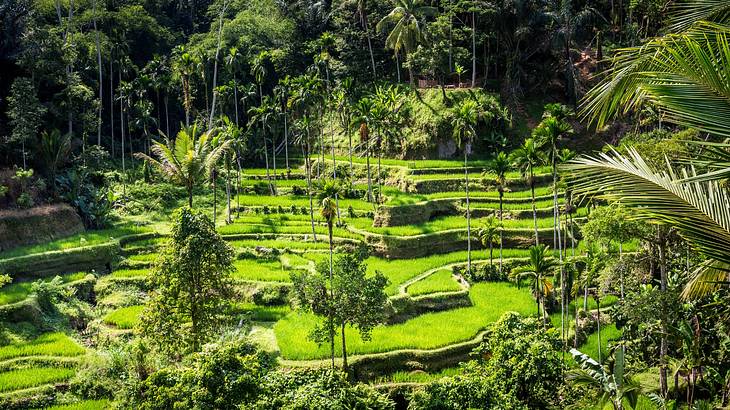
[
  {"xmin": 406, "ymin": 269, "xmax": 462, "ymax": 296},
  {"xmin": 351, "ymin": 211, "xmax": 587, "ymax": 236},
  {"xmin": 111, "ymin": 268, "xmax": 149, "ymax": 278},
  {"xmin": 126, "ymin": 253, "xmax": 159, "ymax": 263},
  {"xmin": 232, "ymin": 259, "xmax": 292, "ymax": 282},
  {"xmin": 238, "ymin": 303, "xmax": 291, "ymax": 321},
  {"xmin": 234, "ymin": 194, "xmax": 373, "ymax": 211},
  {"xmin": 385, "ymin": 186, "xmax": 557, "ymax": 206},
  {"xmin": 409, "ymin": 166, "xmax": 551, "ymax": 181},
  {"xmin": 317, "ymin": 154, "xmax": 496, "ymax": 169},
  {"xmin": 0, "ymin": 333, "xmax": 85, "ymax": 360},
  {"xmin": 0, "ymin": 367, "xmax": 76, "ymax": 393},
  {"xmin": 373, "ymin": 366, "xmax": 464, "ymax": 384},
  {"xmin": 579, "ymin": 323, "xmax": 622, "ymax": 363},
  {"xmin": 40, "ymin": 400, "xmax": 111, "ymax": 410},
  {"xmin": 369, "ymin": 249, "xmax": 532, "ymax": 295},
  {"xmin": 0, "ymin": 225, "xmax": 151, "ymax": 259},
  {"xmin": 0, "ymin": 272, "xmax": 88, "ymax": 305},
  {"xmin": 229, "ymin": 239, "xmax": 331, "ymax": 251},
  {"xmin": 274, "ymin": 282, "xmax": 535, "ymax": 360},
  {"xmin": 103, "ymin": 305, "xmax": 144, "ymax": 329}
]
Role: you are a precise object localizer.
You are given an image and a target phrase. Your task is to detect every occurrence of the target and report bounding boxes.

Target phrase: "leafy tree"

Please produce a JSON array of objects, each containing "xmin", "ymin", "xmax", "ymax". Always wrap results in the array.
[
  {"xmin": 135, "ymin": 124, "xmax": 231, "ymax": 207},
  {"xmin": 511, "ymin": 244, "xmax": 559, "ymax": 321},
  {"xmin": 485, "ymin": 151, "xmax": 510, "ymax": 273},
  {"xmin": 568, "ymin": 348, "xmax": 641, "ymax": 410},
  {"xmin": 138, "ymin": 339, "xmax": 275, "ymax": 409},
  {"xmin": 138, "ymin": 207, "xmax": 235, "ymax": 355},
  {"xmin": 452, "ymin": 99, "xmax": 478, "ymax": 274},
  {"xmin": 290, "ymin": 250, "xmax": 388, "ymax": 372},
  {"xmin": 7, "ymin": 77, "xmax": 46, "ymax": 169},
  {"xmin": 173, "ymin": 48, "xmax": 199, "ymax": 126},
  {"xmin": 478, "ymin": 216, "xmax": 501, "ymax": 269},
  {"xmin": 510, "ymin": 137, "xmax": 547, "ymax": 245},
  {"xmin": 377, "ymin": 0, "xmax": 438, "ymax": 84},
  {"xmin": 38, "ymin": 129, "xmax": 72, "ymax": 192}
]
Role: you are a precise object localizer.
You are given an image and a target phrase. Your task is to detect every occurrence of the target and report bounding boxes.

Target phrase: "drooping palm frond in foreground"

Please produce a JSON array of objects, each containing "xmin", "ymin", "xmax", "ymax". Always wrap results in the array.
[
  {"xmin": 565, "ymin": 148, "xmax": 730, "ymax": 298},
  {"xmin": 669, "ymin": 0, "xmax": 730, "ymax": 32},
  {"xmin": 580, "ymin": 22, "xmax": 730, "ymax": 139}
]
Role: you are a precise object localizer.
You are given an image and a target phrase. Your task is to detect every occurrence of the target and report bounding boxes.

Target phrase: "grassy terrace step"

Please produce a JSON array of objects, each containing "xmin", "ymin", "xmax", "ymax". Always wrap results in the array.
[
  {"xmin": 314, "ymin": 155, "xmax": 494, "ymax": 170},
  {"xmin": 386, "ymin": 186, "xmax": 555, "ymax": 206},
  {"xmin": 0, "ymin": 367, "xmax": 75, "ymax": 393},
  {"xmin": 0, "ymin": 333, "xmax": 85, "ymax": 361},
  {"xmin": 0, "ymin": 272, "xmax": 88, "ymax": 306},
  {"xmin": 274, "ymin": 282, "xmax": 534, "ymax": 360},
  {"xmin": 408, "ymin": 166, "xmax": 551, "ymax": 181},
  {"xmin": 103, "ymin": 305, "xmax": 145, "ymax": 329},
  {"xmin": 406, "ymin": 269, "xmax": 462, "ymax": 296},
  {"xmin": 39, "ymin": 399, "xmax": 111, "ymax": 410}
]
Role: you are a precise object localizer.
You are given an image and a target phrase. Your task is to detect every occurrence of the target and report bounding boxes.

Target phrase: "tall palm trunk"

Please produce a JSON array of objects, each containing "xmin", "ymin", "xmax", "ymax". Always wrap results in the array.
[
  {"xmin": 327, "ymin": 220, "xmax": 335, "ymax": 369},
  {"xmin": 236, "ymin": 148, "xmax": 242, "ymax": 217},
  {"xmin": 284, "ymin": 113, "xmax": 289, "ymax": 170},
  {"xmin": 110, "ymin": 59, "xmax": 114, "ymax": 157},
  {"xmin": 376, "ymin": 135, "xmax": 382, "ymax": 204},
  {"xmin": 331, "ymin": 117, "xmax": 341, "ymax": 223},
  {"xmin": 498, "ymin": 189, "xmax": 504, "ymax": 274},
  {"xmin": 93, "ymin": 0, "xmax": 102, "ymax": 146},
  {"xmin": 471, "ymin": 11, "xmax": 476, "ymax": 88},
  {"xmin": 208, "ymin": 1, "xmax": 227, "ymax": 127},
  {"xmin": 341, "ymin": 323, "xmax": 348, "ymax": 371},
  {"xmin": 226, "ymin": 156, "xmax": 232, "ymax": 224},
  {"xmin": 347, "ymin": 117, "xmax": 353, "ymax": 175},
  {"xmin": 304, "ymin": 135, "xmax": 317, "ymax": 241},
  {"xmin": 120, "ymin": 72, "xmax": 126, "ymax": 199},
  {"xmin": 233, "ymin": 73, "xmax": 239, "ymax": 126},
  {"xmin": 530, "ymin": 169, "xmax": 539, "ymax": 245},
  {"xmin": 366, "ymin": 139, "xmax": 374, "ymax": 203},
  {"xmin": 658, "ymin": 226, "xmax": 669, "ymax": 396},
  {"xmin": 261, "ymin": 125, "xmax": 274, "ymax": 195},
  {"xmin": 465, "ymin": 147, "xmax": 472, "ymax": 274},
  {"xmin": 212, "ymin": 170, "xmax": 217, "ymax": 226}
]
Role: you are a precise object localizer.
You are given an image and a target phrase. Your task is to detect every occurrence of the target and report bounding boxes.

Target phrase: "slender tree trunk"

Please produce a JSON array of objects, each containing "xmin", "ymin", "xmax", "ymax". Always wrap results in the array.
[
  {"xmin": 471, "ymin": 11, "xmax": 477, "ymax": 88},
  {"xmin": 361, "ymin": 10, "xmax": 376, "ymax": 77},
  {"xmin": 236, "ymin": 148, "xmax": 242, "ymax": 217},
  {"xmin": 597, "ymin": 297, "xmax": 602, "ymax": 362},
  {"xmin": 465, "ymin": 145, "xmax": 472, "ymax": 274},
  {"xmin": 212, "ymin": 171, "xmax": 217, "ymax": 226},
  {"xmin": 262, "ymin": 130, "xmax": 274, "ymax": 195},
  {"xmin": 304, "ymin": 136, "xmax": 318, "ymax": 241},
  {"xmin": 272, "ymin": 127, "xmax": 277, "ymax": 195},
  {"xmin": 93, "ymin": 0, "xmax": 102, "ymax": 146},
  {"xmin": 233, "ymin": 74, "xmax": 239, "ymax": 126},
  {"xmin": 395, "ymin": 52, "xmax": 401, "ymax": 83},
  {"xmin": 658, "ymin": 226, "xmax": 669, "ymax": 397},
  {"xmin": 377, "ymin": 136, "xmax": 382, "ymax": 204},
  {"xmin": 284, "ymin": 113, "xmax": 289, "ymax": 170},
  {"xmin": 366, "ymin": 139, "xmax": 374, "ymax": 203},
  {"xmin": 341, "ymin": 323, "xmax": 348, "ymax": 371},
  {"xmin": 331, "ymin": 114, "xmax": 341, "ymax": 223},
  {"xmin": 226, "ymin": 157, "xmax": 232, "ymax": 224},
  {"xmin": 110, "ymin": 58, "xmax": 114, "ymax": 157},
  {"xmin": 164, "ymin": 94, "xmax": 170, "ymax": 136},
  {"xmin": 347, "ymin": 117, "xmax": 353, "ymax": 176},
  {"xmin": 530, "ymin": 172, "xmax": 539, "ymax": 245},
  {"xmin": 328, "ymin": 222, "xmax": 335, "ymax": 369},
  {"xmin": 208, "ymin": 1, "xmax": 228, "ymax": 127},
  {"xmin": 120, "ymin": 76, "xmax": 126, "ymax": 199},
  {"xmin": 499, "ymin": 190, "xmax": 503, "ymax": 274}
]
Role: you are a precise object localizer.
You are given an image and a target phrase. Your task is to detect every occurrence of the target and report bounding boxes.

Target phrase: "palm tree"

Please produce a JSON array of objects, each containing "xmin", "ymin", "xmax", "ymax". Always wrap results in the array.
[
  {"xmin": 486, "ymin": 151, "xmax": 510, "ymax": 273},
  {"xmin": 336, "ymin": 78, "xmax": 355, "ymax": 175},
  {"xmin": 248, "ymin": 98, "xmax": 277, "ymax": 195},
  {"xmin": 320, "ymin": 193, "xmax": 339, "ymax": 369},
  {"xmin": 568, "ymin": 348, "xmax": 641, "ymax": 410},
  {"xmin": 208, "ymin": 0, "xmax": 230, "ymax": 128},
  {"xmin": 376, "ymin": 0, "xmax": 438, "ymax": 84},
  {"xmin": 135, "ymin": 124, "xmax": 230, "ymax": 208},
  {"xmin": 580, "ymin": 22, "xmax": 730, "ymax": 139},
  {"xmin": 173, "ymin": 49, "xmax": 199, "ymax": 127},
  {"xmin": 356, "ymin": 0, "xmax": 377, "ymax": 77},
  {"xmin": 225, "ymin": 47, "xmax": 241, "ymax": 126},
  {"xmin": 252, "ymin": 51, "xmax": 269, "ymax": 105},
  {"xmin": 511, "ymin": 138, "xmax": 547, "ymax": 246},
  {"xmin": 353, "ymin": 97, "xmax": 377, "ymax": 203},
  {"xmin": 452, "ymin": 99, "xmax": 479, "ymax": 274},
  {"xmin": 478, "ymin": 216, "xmax": 501, "ymax": 269},
  {"xmin": 511, "ymin": 244, "xmax": 559, "ymax": 322}
]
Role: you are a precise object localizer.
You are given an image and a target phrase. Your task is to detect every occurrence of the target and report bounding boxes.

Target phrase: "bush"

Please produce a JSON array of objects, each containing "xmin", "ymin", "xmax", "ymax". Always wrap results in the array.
[
  {"xmin": 253, "ymin": 182, "xmax": 270, "ymax": 195},
  {"xmin": 291, "ymin": 185, "xmax": 306, "ymax": 196},
  {"xmin": 16, "ymin": 192, "xmax": 34, "ymax": 208},
  {"xmin": 251, "ymin": 284, "xmax": 289, "ymax": 306}
]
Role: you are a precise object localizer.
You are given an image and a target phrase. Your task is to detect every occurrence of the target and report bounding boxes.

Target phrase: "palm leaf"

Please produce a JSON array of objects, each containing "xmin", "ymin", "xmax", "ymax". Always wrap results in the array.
[
  {"xmin": 669, "ymin": 0, "xmax": 730, "ymax": 32},
  {"xmin": 580, "ymin": 22, "xmax": 730, "ymax": 139}
]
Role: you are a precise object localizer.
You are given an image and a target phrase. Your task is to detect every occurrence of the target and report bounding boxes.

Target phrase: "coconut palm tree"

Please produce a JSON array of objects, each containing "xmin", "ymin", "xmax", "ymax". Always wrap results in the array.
[
  {"xmin": 320, "ymin": 191, "xmax": 339, "ymax": 369},
  {"xmin": 511, "ymin": 244, "xmax": 559, "ymax": 322},
  {"xmin": 580, "ymin": 22, "xmax": 730, "ymax": 139},
  {"xmin": 376, "ymin": 0, "xmax": 438, "ymax": 84},
  {"xmin": 353, "ymin": 97, "xmax": 378, "ymax": 203},
  {"xmin": 486, "ymin": 151, "xmax": 510, "ymax": 273},
  {"xmin": 173, "ymin": 48, "xmax": 198, "ymax": 127},
  {"xmin": 478, "ymin": 216, "xmax": 501, "ymax": 269},
  {"xmin": 452, "ymin": 99, "xmax": 479, "ymax": 274},
  {"xmin": 356, "ymin": 0, "xmax": 377, "ymax": 77},
  {"xmin": 252, "ymin": 51, "xmax": 269, "ymax": 105},
  {"xmin": 248, "ymin": 98, "xmax": 277, "ymax": 195},
  {"xmin": 225, "ymin": 47, "xmax": 241, "ymax": 126},
  {"xmin": 511, "ymin": 138, "xmax": 547, "ymax": 245},
  {"xmin": 135, "ymin": 124, "xmax": 230, "ymax": 208}
]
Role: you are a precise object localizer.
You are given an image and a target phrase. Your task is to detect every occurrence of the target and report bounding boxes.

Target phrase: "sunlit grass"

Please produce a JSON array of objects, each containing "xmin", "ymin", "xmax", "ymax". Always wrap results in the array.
[
  {"xmin": 0, "ymin": 367, "xmax": 75, "ymax": 392},
  {"xmin": 373, "ymin": 366, "xmax": 463, "ymax": 384},
  {"xmin": 579, "ymin": 323, "xmax": 622, "ymax": 363},
  {"xmin": 0, "ymin": 332, "xmax": 84, "ymax": 360},
  {"xmin": 274, "ymin": 282, "xmax": 535, "ymax": 360},
  {"xmin": 406, "ymin": 269, "xmax": 462, "ymax": 296},
  {"xmin": 238, "ymin": 303, "xmax": 291, "ymax": 322},
  {"xmin": 0, "ymin": 272, "xmax": 87, "ymax": 306},
  {"xmin": 111, "ymin": 268, "xmax": 149, "ymax": 278},
  {"xmin": 42, "ymin": 400, "xmax": 111, "ymax": 410},
  {"xmin": 0, "ymin": 225, "xmax": 151, "ymax": 259},
  {"xmin": 228, "ymin": 239, "xmax": 331, "ymax": 251},
  {"xmin": 103, "ymin": 305, "xmax": 144, "ymax": 329}
]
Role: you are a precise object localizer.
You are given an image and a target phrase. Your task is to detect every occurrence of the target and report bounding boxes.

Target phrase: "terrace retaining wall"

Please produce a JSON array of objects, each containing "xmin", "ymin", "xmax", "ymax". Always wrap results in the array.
[{"xmin": 0, "ymin": 204, "xmax": 84, "ymax": 253}]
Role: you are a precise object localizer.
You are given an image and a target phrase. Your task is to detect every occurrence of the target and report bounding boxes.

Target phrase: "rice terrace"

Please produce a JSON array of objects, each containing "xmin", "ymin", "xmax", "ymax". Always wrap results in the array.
[{"xmin": 0, "ymin": 0, "xmax": 729, "ymax": 408}]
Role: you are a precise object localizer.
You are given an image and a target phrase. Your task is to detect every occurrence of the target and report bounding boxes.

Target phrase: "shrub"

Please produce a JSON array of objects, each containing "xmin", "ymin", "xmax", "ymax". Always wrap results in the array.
[
  {"xmin": 251, "ymin": 285, "xmax": 289, "ymax": 306},
  {"xmin": 253, "ymin": 182, "xmax": 270, "ymax": 195},
  {"xmin": 291, "ymin": 185, "xmax": 306, "ymax": 196}
]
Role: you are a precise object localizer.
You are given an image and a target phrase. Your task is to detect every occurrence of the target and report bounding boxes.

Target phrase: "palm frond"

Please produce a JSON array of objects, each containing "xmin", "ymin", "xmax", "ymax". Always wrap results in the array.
[
  {"xmin": 580, "ymin": 22, "xmax": 730, "ymax": 138},
  {"xmin": 669, "ymin": 0, "xmax": 730, "ymax": 32},
  {"xmin": 566, "ymin": 148, "xmax": 730, "ymax": 264}
]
